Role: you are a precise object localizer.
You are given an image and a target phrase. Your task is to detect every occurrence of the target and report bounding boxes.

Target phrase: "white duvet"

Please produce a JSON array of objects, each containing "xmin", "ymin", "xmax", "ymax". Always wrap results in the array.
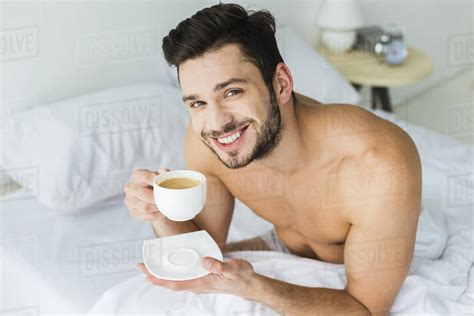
[{"xmin": 89, "ymin": 110, "xmax": 474, "ymax": 315}]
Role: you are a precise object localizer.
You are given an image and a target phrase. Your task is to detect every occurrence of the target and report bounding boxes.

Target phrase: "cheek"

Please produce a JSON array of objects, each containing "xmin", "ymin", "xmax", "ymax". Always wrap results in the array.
[
  {"xmin": 232, "ymin": 103, "xmax": 260, "ymax": 133},
  {"xmin": 247, "ymin": 100, "xmax": 268, "ymax": 124},
  {"xmin": 191, "ymin": 118, "xmax": 203, "ymax": 135}
]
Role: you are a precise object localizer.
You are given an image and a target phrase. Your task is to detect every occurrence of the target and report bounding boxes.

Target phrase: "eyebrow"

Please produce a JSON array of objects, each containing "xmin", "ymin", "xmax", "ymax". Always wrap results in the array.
[{"xmin": 182, "ymin": 78, "xmax": 248, "ymax": 102}]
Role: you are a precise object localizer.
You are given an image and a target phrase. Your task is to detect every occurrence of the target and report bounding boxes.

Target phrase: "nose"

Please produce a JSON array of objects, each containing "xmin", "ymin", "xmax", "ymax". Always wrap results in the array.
[{"xmin": 206, "ymin": 102, "xmax": 234, "ymax": 135}]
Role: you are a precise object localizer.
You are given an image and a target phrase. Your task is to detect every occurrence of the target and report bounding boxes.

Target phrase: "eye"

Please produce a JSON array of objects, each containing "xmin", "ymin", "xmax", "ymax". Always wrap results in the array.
[
  {"xmin": 190, "ymin": 101, "xmax": 205, "ymax": 109},
  {"xmin": 225, "ymin": 89, "xmax": 242, "ymax": 98}
]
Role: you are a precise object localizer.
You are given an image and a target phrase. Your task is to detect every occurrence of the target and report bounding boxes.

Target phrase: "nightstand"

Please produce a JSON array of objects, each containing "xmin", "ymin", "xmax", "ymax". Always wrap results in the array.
[{"xmin": 319, "ymin": 46, "xmax": 433, "ymax": 112}]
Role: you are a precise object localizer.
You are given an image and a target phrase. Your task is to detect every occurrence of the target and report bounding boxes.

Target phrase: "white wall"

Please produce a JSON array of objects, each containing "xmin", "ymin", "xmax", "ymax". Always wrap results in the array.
[
  {"xmin": 1, "ymin": 0, "xmax": 472, "ymax": 111},
  {"xmin": 0, "ymin": 0, "xmax": 320, "ymax": 110}
]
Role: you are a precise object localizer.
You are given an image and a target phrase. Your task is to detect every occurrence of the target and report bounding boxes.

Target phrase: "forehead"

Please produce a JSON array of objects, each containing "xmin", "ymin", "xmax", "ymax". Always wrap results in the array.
[{"xmin": 179, "ymin": 44, "xmax": 260, "ymax": 93}]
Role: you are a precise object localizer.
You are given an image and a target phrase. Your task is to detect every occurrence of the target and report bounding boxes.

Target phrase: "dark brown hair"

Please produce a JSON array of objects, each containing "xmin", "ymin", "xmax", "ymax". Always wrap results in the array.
[{"xmin": 162, "ymin": 3, "xmax": 295, "ymax": 100}]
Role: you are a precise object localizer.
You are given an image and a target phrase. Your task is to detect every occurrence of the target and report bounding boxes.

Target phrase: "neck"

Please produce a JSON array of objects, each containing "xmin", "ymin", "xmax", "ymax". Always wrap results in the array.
[{"xmin": 252, "ymin": 99, "xmax": 310, "ymax": 173}]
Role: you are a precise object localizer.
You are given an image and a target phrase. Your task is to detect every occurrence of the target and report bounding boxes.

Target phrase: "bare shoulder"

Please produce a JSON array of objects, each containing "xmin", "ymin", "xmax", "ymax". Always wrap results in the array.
[
  {"xmin": 295, "ymin": 97, "xmax": 420, "ymax": 169},
  {"xmin": 332, "ymin": 104, "xmax": 421, "ymax": 171},
  {"xmin": 295, "ymin": 97, "xmax": 421, "ymax": 168},
  {"xmin": 307, "ymin": 103, "xmax": 422, "ymax": 222},
  {"xmin": 306, "ymin": 103, "xmax": 421, "ymax": 167}
]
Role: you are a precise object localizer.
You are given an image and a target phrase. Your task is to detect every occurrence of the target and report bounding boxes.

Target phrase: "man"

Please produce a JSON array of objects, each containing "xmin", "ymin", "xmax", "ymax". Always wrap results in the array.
[{"xmin": 123, "ymin": 3, "xmax": 422, "ymax": 315}]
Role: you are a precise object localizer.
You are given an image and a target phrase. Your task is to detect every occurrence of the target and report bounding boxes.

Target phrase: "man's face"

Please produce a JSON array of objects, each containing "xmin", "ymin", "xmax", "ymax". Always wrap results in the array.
[{"xmin": 179, "ymin": 44, "xmax": 283, "ymax": 169}]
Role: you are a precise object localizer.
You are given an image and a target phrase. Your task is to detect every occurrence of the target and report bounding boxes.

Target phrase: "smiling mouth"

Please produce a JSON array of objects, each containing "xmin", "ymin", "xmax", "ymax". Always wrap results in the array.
[
  {"xmin": 213, "ymin": 125, "xmax": 249, "ymax": 144},
  {"xmin": 209, "ymin": 124, "xmax": 250, "ymax": 152}
]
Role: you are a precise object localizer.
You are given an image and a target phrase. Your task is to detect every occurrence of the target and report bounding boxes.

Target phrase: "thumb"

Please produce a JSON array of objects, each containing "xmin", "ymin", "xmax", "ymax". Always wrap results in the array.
[
  {"xmin": 157, "ymin": 168, "xmax": 170, "ymax": 174},
  {"xmin": 201, "ymin": 256, "xmax": 225, "ymax": 274}
]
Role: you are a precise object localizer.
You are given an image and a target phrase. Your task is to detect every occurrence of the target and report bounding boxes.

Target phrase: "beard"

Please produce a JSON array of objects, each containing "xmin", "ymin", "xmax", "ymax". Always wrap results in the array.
[{"xmin": 201, "ymin": 85, "xmax": 283, "ymax": 169}]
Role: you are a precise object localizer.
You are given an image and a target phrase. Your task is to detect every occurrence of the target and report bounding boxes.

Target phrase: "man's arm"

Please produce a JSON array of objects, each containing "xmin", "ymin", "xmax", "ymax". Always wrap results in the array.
[
  {"xmin": 340, "ymin": 145, "xmax": 422, "ymax": 315},
  {"xmin": 247, "ymin": 137, "xmax": 422, "ymax": 316},
  {"xmin": 140, "ymin": 117, "xmax": 421, "ymax": 316},
  {"xmin": 249, "ymin": 275, "xmax": 371, "ymax": 316},
  {"xmin": 139, "ymin": 160, "xmax": 420, "ymax": 316}
]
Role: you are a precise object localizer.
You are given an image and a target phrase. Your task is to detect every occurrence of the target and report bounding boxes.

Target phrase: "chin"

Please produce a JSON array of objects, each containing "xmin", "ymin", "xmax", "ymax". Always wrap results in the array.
[{"xmin": 220, "ymin": 149, "xmax": 255, "ymax": 169}]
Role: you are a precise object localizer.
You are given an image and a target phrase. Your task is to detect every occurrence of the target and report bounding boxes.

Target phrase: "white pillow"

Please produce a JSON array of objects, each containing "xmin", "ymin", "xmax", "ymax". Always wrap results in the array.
[
  {"xmin": 165, "ymin": 25, "xmax": 360, "ymax": 104},
  {"xmin": 1, "ymin": 84, "xmax": 189, "ymax": 211}
]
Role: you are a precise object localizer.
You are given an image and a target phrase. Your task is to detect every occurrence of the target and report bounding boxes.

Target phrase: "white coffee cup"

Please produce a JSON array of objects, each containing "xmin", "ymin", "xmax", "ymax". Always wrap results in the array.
[{"xmin": 153, "ymin": 170, "xmax": 206, "ymax": 221}]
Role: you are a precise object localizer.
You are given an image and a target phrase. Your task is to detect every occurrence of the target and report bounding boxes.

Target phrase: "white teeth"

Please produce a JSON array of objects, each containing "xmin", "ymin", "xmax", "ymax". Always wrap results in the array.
[{"xmin": 217, "ymin": 130, "xmax": 242, "ymax": 144}]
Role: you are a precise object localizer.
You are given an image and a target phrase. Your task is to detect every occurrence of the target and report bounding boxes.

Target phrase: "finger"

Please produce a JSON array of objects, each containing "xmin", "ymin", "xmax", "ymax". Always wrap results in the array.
[
  {"xmin": 131, "ymin": 208, "xmax": 163, "ymax": 221},
  {"xmin": 146, "ymin": 276, "xmax": 181, "ymax": 290},
  {"xmin": 147, "ymin": 276, "xmax": 204, "ymax": 291},
  {"xmin": 141, "ymin": 271, "xmax": 174, "ymax": 288},
  {"xmin": 137, "ymin": 263, "xmax": 151, "ymax": 275},
  {"xmin": 132, "ymin": 169, "xmax": 160, "ymax": 187},
  {"xmin": 138, "ymin": 263, "xmax": 209, "ymax": 292},
  {"xmin": 137, "ymin": 264, "xmax": 166, "ymax": 287},
  {"xmin": 130, "ymin": 197, "xmax": 158, "ymax": 213},
  {"xmin": 138, "ymin": 263, "xmax": 202, "ymax": 289},
  {"xmin": 126, "ymin": 183, "xmax": 155, "ymax": 204},
  {"xmin": 141, "ymin": 272, "xmax": 188, "ymax": 290},
  {"xmin": 201, "ymin": 256, "xmax": 226, "ymax": 274}
]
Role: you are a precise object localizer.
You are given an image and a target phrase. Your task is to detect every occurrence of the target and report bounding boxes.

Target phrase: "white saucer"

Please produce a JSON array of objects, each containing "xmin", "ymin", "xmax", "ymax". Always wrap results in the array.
[{"xmin": 143, "ymin": 230, "xmax": 223, "ymax": 281}]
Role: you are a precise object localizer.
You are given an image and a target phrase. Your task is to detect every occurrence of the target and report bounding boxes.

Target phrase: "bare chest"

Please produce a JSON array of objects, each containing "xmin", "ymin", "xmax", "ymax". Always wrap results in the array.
[{"xmin": 219, "ymin": 167, "xmax": 351, "ymax": 263}]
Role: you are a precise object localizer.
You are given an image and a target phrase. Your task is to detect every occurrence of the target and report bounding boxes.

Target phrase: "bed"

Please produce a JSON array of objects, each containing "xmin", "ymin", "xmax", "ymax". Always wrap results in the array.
[
  {"xmin": 0, "ymin": 4, "xmax": 472, "ymax": 313},
  {"xmin": 1, "ymin": 108, "xmax": 472, "ymax": 315}
]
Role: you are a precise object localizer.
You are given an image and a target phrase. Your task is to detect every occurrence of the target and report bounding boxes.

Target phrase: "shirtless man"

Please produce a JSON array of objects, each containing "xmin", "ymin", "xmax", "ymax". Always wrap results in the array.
[{"xmin": 124, "ymin": 3, "xmax": 422, "ymax": 315}]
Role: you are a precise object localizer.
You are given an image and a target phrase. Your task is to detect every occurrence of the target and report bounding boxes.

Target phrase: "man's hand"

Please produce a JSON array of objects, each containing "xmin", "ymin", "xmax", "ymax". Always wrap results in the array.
[
  {"xmin": 124, "ymin": 168, "xmax": 170, "ymax": 222},
  {"xmin": 137, "ymin": 257, "xmax": 256, "ymax": 298}
]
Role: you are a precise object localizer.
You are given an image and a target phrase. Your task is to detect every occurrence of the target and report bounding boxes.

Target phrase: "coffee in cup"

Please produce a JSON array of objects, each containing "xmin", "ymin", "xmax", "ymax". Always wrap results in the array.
[
  {"xmin": 153, "ymin": 170, "xmax": 206, "ymax": 221},
  {"xmin": 158, "ymin": 177, "xmax": 201, "ymax": 190}
]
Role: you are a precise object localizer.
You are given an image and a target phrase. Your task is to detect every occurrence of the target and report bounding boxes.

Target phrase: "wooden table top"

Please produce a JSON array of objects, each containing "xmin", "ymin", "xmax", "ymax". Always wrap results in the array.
[{"xmin": 319, "ymin": 46, "xmax": 433, "ymax": 87}]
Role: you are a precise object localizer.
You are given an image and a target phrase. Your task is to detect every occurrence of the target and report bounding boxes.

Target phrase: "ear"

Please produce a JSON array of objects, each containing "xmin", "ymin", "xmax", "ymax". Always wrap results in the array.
[{"xmin": 273, "ymin": 62, "xmax": 294, "ymax": 104}]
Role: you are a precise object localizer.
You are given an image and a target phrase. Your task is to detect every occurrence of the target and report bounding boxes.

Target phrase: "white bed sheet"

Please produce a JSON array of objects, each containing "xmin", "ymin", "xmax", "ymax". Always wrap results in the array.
[
  {"xmin": 89, "ymin": 109, "xmax": 474, "ymax": 315},
  {"xmin": 1, "ymin": 109, "xmax": 473, "ymax": 315},
  {"xmin": 87, "ymin": 200, "xmax": 474, "ymax": 315},
  {"xmin": 0, "ymin": 196, "xmax": 151, "ymax": 313},
  {"xmin": 0, "ymin": 188, "xmax": 271, "ymax": 314}
]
